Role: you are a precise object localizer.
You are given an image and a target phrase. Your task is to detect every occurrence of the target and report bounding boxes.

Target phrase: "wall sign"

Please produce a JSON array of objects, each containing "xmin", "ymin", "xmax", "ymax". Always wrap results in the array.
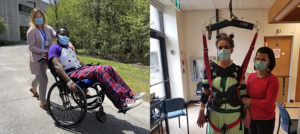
[{"xmin": 273, "ymin": 49, "xmax": 280, "ymax": 58}]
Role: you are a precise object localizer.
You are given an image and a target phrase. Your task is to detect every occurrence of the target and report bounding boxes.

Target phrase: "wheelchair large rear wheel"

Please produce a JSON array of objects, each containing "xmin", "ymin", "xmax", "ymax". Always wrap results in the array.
[{"xmin": 47, "ymin": 82, "xmax": 87, "ymax": 127}]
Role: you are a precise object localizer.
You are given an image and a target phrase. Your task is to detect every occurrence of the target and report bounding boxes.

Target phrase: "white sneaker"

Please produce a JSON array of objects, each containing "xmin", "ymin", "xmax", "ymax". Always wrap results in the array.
[
  {"xmin": 122, "ymin": 98, "xmax": 142, "ymax": 110},
  {"xmin": 132, "ymin": 92, "xmax": 145, "ymax": 100}
]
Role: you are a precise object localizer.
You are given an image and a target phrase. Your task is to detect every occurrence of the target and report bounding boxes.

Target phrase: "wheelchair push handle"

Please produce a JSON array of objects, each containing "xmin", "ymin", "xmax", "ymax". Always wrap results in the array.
[
  {"xmin": 38, "ymin": 52, "xmax": 49, "ymax": 62},
  {"xmin": 38, "ymin": 57, "xmax": 48, "ymax": 62}
]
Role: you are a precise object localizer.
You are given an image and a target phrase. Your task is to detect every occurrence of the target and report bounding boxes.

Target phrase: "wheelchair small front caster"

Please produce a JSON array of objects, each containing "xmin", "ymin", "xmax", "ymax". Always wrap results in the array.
[{"xmin": 96, "ymin": 111, "xmax": 106, "ymax": 123}]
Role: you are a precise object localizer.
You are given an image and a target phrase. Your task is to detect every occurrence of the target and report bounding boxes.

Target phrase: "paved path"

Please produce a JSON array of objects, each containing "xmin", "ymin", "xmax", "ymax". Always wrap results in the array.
[{"xmin": 0, "ymin": 44, "xmax": 149, "ymax": 134}]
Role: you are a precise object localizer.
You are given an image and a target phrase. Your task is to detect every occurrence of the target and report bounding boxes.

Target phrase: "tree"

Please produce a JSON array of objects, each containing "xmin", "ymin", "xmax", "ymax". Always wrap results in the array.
[
  {"xmin": 45, "ymin": 0, "xmax": 150, "ymax": 65},
  {"xmin": 0, "ymin": 18, "xmax": 6, "ymax": 34},
  {"xmin": 48, "ymin": 0, "xmax": 59, "ymax": 29}
]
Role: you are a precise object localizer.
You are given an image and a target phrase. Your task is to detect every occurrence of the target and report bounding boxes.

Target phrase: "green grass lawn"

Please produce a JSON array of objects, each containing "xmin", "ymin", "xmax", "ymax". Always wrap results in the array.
[{"xmin": 77, "ymin": 55, "xmax": 150, "ymax": 99}]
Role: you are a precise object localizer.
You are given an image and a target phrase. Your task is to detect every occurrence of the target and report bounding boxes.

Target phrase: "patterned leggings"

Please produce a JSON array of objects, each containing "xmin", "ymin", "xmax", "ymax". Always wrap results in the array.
[{"xmin": 69, "ymin": 65, "xmax": 134, "ymax": 108}]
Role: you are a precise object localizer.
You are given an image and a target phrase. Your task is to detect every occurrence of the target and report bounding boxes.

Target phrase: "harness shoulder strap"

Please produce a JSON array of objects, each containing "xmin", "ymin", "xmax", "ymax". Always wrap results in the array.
[
  {"xmin": 202, "ymin": 34, "xmax": 213, "ymax": 102},
  {"xmin": 237, "ymin": 32, "xmax": 258, "ymax": 100}
]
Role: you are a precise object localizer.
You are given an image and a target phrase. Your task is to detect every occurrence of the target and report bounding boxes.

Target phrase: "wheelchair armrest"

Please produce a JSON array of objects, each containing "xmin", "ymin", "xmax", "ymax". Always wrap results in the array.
[
  {"xmin": 71, "ymin": 77, "xmax": 86, "ymax": 89},
  {"xmin": 71, "ymin": 77, "xmax": 82, "ymax": 83}
]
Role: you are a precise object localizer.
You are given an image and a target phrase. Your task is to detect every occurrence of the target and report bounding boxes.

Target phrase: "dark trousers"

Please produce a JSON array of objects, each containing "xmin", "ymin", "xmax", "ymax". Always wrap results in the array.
[{"xmin": 245, "ymin": 118, "xmax": 275, "ymax": 134}]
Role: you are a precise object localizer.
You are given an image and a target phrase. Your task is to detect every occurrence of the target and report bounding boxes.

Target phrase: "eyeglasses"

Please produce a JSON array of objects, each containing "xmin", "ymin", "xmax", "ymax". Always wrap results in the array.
[{"xmin": 218, "ymin": 46, "xmax": 230, "ymax": 50}]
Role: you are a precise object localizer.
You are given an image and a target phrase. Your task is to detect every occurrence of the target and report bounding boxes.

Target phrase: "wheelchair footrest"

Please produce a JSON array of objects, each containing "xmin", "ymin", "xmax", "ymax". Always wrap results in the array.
[
  {"xmin": 118, "ymin": 108, "xmax": 129, "ymax": 114},
  {"xmin": 96, "ymin": 111, "xmax": 106, "ymax": 123}
]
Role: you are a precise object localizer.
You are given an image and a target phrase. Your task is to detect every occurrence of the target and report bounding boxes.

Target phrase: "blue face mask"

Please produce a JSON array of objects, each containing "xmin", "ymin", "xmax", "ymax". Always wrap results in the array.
[
  {"xmin": 58, "ymin": 35, "xmax": 69, "ymax": 45},
  {"xmin": 217, "ymin": 49, "xmax": 231, "ymax": 61},
  {"xmin": 35, "ymin": 18, "xmax": 44, "ymax": 26},
  {"xmin": 254, "ymin": 61, "xmax": 267, "ymax": 71}
]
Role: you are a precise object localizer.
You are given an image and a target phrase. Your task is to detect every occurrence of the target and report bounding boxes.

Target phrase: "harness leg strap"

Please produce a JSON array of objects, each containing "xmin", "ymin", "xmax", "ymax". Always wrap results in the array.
[{"xmin": 209, "ymin": 117, "xmax": 242, "ymax": 133}]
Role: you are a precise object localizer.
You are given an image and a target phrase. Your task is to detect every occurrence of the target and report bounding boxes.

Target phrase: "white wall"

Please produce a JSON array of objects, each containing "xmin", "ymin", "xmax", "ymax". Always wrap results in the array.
[
  {"xmin": 176, "ymin": 10, "xmax": 190, "ymax": 99},
  {"xmin": 182, "ymin": 10, "xmax": 218, "ymax": 101},
  {"xmin": 181, "ymin": 9, "xmax": 300, "ymax": 101},
  {"xmin": 163, "ymin": 6, "xmax": 185, "ymax": 98}
]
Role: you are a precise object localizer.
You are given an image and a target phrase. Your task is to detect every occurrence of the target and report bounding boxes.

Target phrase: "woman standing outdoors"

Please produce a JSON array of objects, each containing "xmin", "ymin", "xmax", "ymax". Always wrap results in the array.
[
  {"xmin": 242, "ymin": 47, "xmax": 279, "ymax": 134},
  {"xmin": 27, "ymin": 8, "xmax": 56, "ymax": 110}
]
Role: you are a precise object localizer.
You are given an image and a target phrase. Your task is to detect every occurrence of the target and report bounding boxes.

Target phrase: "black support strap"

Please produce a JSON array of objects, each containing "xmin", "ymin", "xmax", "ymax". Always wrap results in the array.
[{"xmin": 200, "ymin": 92, "xmax": 209, "ymax": 104}]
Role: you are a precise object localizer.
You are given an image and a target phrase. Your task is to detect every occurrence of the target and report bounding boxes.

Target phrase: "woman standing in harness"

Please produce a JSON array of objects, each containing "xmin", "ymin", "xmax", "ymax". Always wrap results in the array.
[{"xmin": 197, "ymin": 33, "xmax": 250, "ymax": 134}]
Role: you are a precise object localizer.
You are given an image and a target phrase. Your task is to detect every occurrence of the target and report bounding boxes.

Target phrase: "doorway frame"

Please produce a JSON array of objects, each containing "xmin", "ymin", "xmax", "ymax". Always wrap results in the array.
[{"xmin": 264, "ymin": 35, "xmax": 295, "ymax": 102}]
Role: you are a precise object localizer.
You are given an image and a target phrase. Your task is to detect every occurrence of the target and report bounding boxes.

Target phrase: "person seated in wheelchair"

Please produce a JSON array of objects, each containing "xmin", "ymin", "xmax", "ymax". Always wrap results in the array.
[{"xmin": 48, "ymin": 27, "xmax": 145, "ymax": 110}]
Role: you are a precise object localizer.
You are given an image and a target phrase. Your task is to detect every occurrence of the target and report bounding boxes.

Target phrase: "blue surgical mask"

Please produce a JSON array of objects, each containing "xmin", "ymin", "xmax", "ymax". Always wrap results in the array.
[
  {"xmin": 35, "ymin": 18, "xmax": 44, "ymax": 26},
  {"xmin": 58, "ymin": 35, "xmax": 69, "ymax": 45},
  {"xmin": 254, "ymin": 61, "xmax": 267, "ymax": 71},
  {"xmin": 217, "ymin": 49, "xmax": 231, "ymax": 61}
]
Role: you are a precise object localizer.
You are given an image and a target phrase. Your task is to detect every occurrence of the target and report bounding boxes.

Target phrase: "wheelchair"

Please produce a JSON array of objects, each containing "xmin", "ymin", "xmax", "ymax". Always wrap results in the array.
[{"xmin": 42, "ymin": 57, "xmax": 129, "ymax": 128}]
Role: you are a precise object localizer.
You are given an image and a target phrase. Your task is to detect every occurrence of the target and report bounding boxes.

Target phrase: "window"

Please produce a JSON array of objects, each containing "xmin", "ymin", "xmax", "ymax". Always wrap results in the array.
[
  {"xmin": 150, "ymin": 5, "xmax": 161, "ymax": 32},
  {"xmin": 150, "ymin": 38, "xmax": 165, "ymax": 98},
  {"xmin": 19, "ymin": 4, "xmax": 33, "ymax": 14},
  {"xmin": 150, "ymin": 4, "xmax": 170, "ymax": 98},
  {"xmin": 20, "ymin": 26, "xmax": 29, "ymax": 41}
]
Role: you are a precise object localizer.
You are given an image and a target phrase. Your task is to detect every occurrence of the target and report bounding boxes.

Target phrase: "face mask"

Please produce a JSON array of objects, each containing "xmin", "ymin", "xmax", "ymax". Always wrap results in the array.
[
  {"xmin": 58, "ymin": 35, "xmax": 69, "ymax": 45},
  {"xmin": 217, "ymin": 49, "xmax": 231, "ymax": 61},
  {"xmin": 254, "ymin": 61, "xmax": 267, "ymax": 71},
  {"xmin": 35, "ymin": 18, "xmax": 44, "ymax": 26}
]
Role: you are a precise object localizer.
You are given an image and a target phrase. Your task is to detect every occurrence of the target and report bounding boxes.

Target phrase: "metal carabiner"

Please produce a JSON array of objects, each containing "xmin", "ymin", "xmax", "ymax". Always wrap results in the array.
[{"xmin": 254, "ymin": 21, "xmax": 261, "ymax": 32}]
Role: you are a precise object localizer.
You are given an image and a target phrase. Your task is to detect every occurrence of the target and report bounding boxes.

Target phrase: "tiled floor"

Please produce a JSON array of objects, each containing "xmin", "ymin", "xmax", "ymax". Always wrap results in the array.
[{"xmin": 151, "ymin": 102, "xmax": 300, "ymax": 134}]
